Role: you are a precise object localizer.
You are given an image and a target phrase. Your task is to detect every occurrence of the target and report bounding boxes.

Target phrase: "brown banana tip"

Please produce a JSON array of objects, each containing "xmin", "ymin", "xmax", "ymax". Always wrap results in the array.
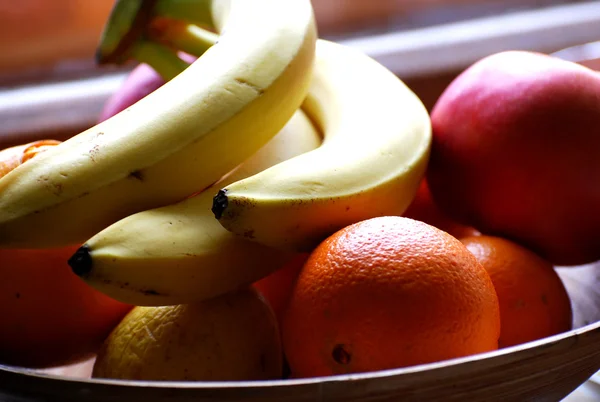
[
  {"xmin": 68, "ymin": 245, "xmax": 93, "ymax": 277},
  {"xmin": 211, "ymin": 189, "xmax": 229, "ymax": 220}
]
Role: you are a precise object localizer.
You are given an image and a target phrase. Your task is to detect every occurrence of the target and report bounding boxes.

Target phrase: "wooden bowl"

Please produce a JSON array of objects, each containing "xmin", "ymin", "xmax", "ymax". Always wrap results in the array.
[{"xmin": 1, "ymin": 263, "xmax": 599, "ymax": 402}]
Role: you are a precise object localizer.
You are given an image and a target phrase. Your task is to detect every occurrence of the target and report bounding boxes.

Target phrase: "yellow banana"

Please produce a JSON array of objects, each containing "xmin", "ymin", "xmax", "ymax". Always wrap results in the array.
[
  {"xmin": 69, "ymin": 109, "xmax": 321, "ymax": 306},
  {"xmin": 0, "ymin": 0, "xmax": 316, "ymax": 248},
  {"xmin": 213, "ymin": 40, "xmax": 432, "ymax": 251}
]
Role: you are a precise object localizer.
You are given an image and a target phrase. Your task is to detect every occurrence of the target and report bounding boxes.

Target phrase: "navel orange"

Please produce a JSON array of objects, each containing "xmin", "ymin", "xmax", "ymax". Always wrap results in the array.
[
  {"xmin": 461, "ymin": 235, "xmax": 573, "ymax": 348},
  {"xmin": 282, "ymin": 216, "xmax": 500, "ymax": 377},
  {"xmin": 0, "ymin": 246, "xmax": 132, "ymax": 367}
]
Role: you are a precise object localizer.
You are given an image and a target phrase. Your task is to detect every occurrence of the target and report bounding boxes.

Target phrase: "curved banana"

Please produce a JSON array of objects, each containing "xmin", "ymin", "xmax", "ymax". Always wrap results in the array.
[
  {"xmin": 69, "ymin": 109, "xmax": 321, "ymax": 306},
  {"xmin": 212, "ymin": 40, "xmax": 432, "ymax": 251},
  {"xmin": 0, "ymin": 0, "xmax": 316, "ymax": 248}
]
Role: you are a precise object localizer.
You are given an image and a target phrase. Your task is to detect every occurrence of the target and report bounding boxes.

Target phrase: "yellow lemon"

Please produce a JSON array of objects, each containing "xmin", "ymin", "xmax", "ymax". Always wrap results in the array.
[{"xmin": 92, "ymin": 287, "xmax": 282, "ymax": 381}]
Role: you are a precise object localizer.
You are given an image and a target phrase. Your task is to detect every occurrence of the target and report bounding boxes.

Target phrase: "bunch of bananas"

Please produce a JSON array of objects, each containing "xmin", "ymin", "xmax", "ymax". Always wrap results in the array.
[{"xmin": 0, "ymin": 0, "xmax": 431, "ymax": 307}]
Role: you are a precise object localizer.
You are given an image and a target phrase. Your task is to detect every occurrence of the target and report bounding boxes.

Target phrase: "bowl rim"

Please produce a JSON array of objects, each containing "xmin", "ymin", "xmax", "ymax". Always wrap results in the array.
[{"xmin": 2, "ymin": 318, "xmax": 599, "ymax": 390}]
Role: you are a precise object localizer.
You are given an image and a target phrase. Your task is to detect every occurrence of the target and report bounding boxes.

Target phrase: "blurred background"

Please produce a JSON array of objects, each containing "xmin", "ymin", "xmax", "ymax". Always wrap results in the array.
[{"xmin": 0, "ymin": 0, "xmax": 599, "ymax": 146}]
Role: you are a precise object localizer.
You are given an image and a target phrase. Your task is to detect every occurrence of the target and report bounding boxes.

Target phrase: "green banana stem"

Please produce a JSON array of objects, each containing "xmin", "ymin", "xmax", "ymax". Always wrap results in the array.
[
  {"xmin": 132, "ymin": 41, "xmax": 191, "ymax": 81},
  {"xmin": 153, "ymin": 0, "xmax": 214, "ymax": 27},
  {"xmin": 96, "ymin": 0, "xmax": 214, "ymax": 65},
  {"xmin": 131, "ymin": 18, "xmax": 218, "ymax": 81},
  {"xmin": 148, "ymin": 19, "xmax": 218, "ymax": 58},
  {"xmin": 97, "ymin": 0, "xmax": 149, "ymax": 64}
]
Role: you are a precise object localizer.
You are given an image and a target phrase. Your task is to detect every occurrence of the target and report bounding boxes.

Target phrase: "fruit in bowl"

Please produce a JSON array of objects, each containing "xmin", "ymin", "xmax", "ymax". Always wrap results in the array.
[
  {"xmin": 427, "ymin": 50, "xmax": 600, "ymax": 266},
  {"xmin": 0, "ymin": 246, "xmax": 132, "ymax": 368},
  {"xmin": 460, "ymin": 235, "xmax": 572, "ymax": 348},
  {"xmin": 0, "ymin": 141, "xmax": 132, "ymax": 368},
  {"xmin": 93, "ymin": 287, "xmax": 282, "ymax": 381},
  {"xmin": 282, "ymin": 216, "xmax": 501, "ymax": 378},
  {"xmin": 403, "ymin": 178, "xmax": 480, "ymax": 239},
  {"xmin": 0, "ymin": 0, "xmax": 597, "ymax": 398}
]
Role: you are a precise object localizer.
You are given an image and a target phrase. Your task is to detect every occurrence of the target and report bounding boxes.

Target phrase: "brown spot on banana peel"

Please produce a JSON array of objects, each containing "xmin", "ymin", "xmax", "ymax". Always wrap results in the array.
[
  {"xmin": 141, "ymin": 289, "xmax": 163, "ymax": 296},
  {"xmin": 36, "ymin": 175, "xmax": 65, "ymax": 196},
  {"xmin": 88, "ymin": 144, "xmax": 101, "ymax": 162},
  {"xmin": 36, "ymin": 175, "xmax": 50, "ymax": 184},
  {"xmin": 100, "ymin": 279, "xmax": 165, "ymax": 296},
  {"xmin": 129, "ymin": 170, "xmax": 144, "ymax": 181}
]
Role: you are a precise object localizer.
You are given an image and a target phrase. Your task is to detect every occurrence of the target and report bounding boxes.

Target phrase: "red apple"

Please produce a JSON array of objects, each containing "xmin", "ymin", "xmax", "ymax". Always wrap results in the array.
[{"xmin": 427, "ymin": 50, "xmax": 600, "ymax": 266}]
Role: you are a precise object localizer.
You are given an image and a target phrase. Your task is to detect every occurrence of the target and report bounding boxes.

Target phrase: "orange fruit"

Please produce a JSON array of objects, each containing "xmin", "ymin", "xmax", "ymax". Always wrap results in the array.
[
  {"xmin": 282, "ymin": 216, "xmax": 500, "ymax": 377},
  {"xmin": 460, "ymin": 235, "xmax": 573, "ymax": 348},
  {"xmin": 0, "ymin": 140, "xmax": 132, "ymax": 367},
  {"xmin": 253, "ymin": 253, "xmax": 309, "ymax": 325},
  {"xmin": 0, "ymin": 246, "xmax": 133, "ymax": 367},
  {"xmin": 0, "ymin": 139, "xmax": 60, "ymax": 179},
  {"xmin": 403, "ymin": 179, "xmax": 480, "ymax": 239}
]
